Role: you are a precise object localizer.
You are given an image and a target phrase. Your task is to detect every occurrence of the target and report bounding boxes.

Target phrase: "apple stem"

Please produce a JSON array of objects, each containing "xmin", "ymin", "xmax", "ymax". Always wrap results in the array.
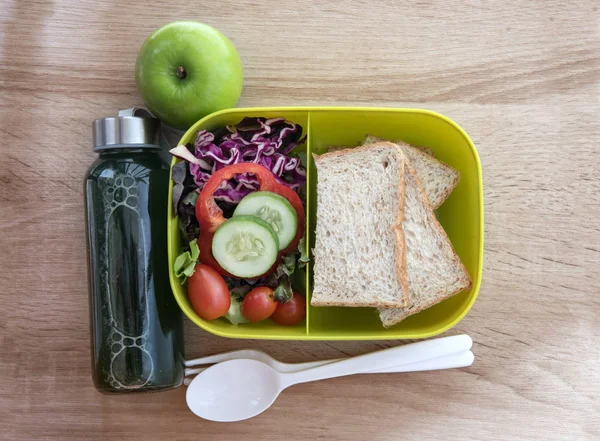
[{"xmin": 176, "ymin": 66, "xmax": 187, "ymax": 79}]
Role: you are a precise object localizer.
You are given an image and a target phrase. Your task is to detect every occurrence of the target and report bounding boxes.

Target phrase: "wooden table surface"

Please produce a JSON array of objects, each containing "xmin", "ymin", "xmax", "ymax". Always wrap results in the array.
[{"xmin": 1, "ymin": 1, "xmax": 599, "ymax": 440}]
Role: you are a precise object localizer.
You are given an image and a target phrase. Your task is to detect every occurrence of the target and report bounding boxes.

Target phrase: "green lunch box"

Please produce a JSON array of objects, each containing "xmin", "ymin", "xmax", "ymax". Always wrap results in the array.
[{"xmin": 168, "ymin": 107, "xmax": 483, "ymax": 340}]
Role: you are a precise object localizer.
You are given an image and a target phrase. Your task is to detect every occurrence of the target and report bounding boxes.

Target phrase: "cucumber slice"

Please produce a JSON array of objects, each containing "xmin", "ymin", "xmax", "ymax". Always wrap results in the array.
[
  {"xmin": 233, "ymin": 191, "xmax": 298, "ymax": 251},
  {"xmin": 212, "ymin": 215, "xmax": 279, "ymax": 278}
]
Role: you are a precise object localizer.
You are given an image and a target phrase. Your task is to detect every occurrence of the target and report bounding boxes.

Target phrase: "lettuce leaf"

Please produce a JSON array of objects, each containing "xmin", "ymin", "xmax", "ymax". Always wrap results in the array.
[
  {"xmin": 224, "ymin": 296, "xmax": 250, "ymax": 325},
  {"xmin": 173, "ymin": 239, "xmax": 199, "ymax": 284}
]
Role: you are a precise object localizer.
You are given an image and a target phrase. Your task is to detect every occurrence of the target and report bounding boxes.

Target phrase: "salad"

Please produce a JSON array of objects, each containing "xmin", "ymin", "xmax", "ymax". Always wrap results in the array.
[{"xmin": 171, "ymin": 117, "xmax": 309, "ymax": 326}]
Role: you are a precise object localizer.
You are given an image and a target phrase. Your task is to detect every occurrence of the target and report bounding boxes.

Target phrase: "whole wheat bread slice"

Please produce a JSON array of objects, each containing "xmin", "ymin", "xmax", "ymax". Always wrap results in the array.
[
  {"xmin": 364, "ymin": 135, "xmax": 459, "ymax": 209},
  {"xmin": 378, "ymin": 162, "xmax": 471, "ymax": 327},
  {"xmin": 311, "ymin": 142, "xmax": 409, "ymax": 308}
]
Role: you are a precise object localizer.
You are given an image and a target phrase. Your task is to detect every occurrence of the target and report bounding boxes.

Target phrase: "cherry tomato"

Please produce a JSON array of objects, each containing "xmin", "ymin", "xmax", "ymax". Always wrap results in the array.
[
  {"xmin": 242, "ymin": 286, "xmax": 277, "ymax": 322},
  {"xmin": 187, "ymin": 264, "xmax": 230, "ymax": 320},
  {"xmin": 270, "ymin": 292, "xmax": 306, "ymax": 326}
]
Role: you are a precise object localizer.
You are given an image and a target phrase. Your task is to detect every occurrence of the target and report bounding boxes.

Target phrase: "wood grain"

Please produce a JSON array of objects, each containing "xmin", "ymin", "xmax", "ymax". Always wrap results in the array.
[{"xmin": 1, "ymin": 0, "xmax": 599, "ymax": 440}]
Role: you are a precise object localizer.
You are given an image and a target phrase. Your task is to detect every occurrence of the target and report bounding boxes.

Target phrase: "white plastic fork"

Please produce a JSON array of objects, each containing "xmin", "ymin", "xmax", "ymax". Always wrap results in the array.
[{"xmin": 184, "ymin": 347, "xmax": 474, "ymax": 385}]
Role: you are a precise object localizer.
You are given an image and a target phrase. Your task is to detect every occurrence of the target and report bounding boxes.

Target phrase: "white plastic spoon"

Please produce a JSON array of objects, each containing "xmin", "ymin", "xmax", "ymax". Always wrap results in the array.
[{"xmin": 186, "ymin": 334, "xmax": 472, "ymax": 422}]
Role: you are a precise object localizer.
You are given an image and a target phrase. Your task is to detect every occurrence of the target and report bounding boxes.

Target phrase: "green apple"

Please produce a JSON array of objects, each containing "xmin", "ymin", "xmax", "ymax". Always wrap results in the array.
[{"xmin": 135, "ymin": 21, "xmax": 243, "ymax": 129}]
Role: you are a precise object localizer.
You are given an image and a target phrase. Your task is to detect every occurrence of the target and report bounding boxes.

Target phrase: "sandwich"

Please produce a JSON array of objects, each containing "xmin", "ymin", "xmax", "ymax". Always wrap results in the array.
[{"xmin": 311, "ymin": 139, "xmax": 471, "ymax": 327}]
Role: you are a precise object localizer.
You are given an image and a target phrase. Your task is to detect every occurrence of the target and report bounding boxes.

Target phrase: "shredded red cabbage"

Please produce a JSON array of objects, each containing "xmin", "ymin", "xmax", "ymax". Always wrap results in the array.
[{"xmin": 187, "ymin": 117, "xmax": 306, "ymax": 203}]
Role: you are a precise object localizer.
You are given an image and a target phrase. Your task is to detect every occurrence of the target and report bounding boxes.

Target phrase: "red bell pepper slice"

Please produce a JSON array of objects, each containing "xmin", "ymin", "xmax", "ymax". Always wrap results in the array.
[{"xmin": 195, "ymin": 163, "xmax": 305, "ymax": 276}]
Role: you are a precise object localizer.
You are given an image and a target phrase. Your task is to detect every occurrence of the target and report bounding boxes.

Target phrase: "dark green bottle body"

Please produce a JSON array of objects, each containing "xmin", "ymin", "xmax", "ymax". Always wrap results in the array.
[{"xmin": 85, "ymin": 149, "xmax": 184, "ymax": 393}]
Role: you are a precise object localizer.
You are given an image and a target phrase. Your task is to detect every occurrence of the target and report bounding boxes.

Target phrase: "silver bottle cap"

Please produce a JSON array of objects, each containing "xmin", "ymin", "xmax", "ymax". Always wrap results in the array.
[{"xmin": 92, "ymin": 108, "xmax": 161, "ymax": 151}]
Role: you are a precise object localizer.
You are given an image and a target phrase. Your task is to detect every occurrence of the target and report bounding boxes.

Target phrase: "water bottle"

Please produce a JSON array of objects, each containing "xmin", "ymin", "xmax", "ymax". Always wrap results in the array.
[{"xmin": 85, "ymin": 109, "xmax": 184, "ymax": 393}]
